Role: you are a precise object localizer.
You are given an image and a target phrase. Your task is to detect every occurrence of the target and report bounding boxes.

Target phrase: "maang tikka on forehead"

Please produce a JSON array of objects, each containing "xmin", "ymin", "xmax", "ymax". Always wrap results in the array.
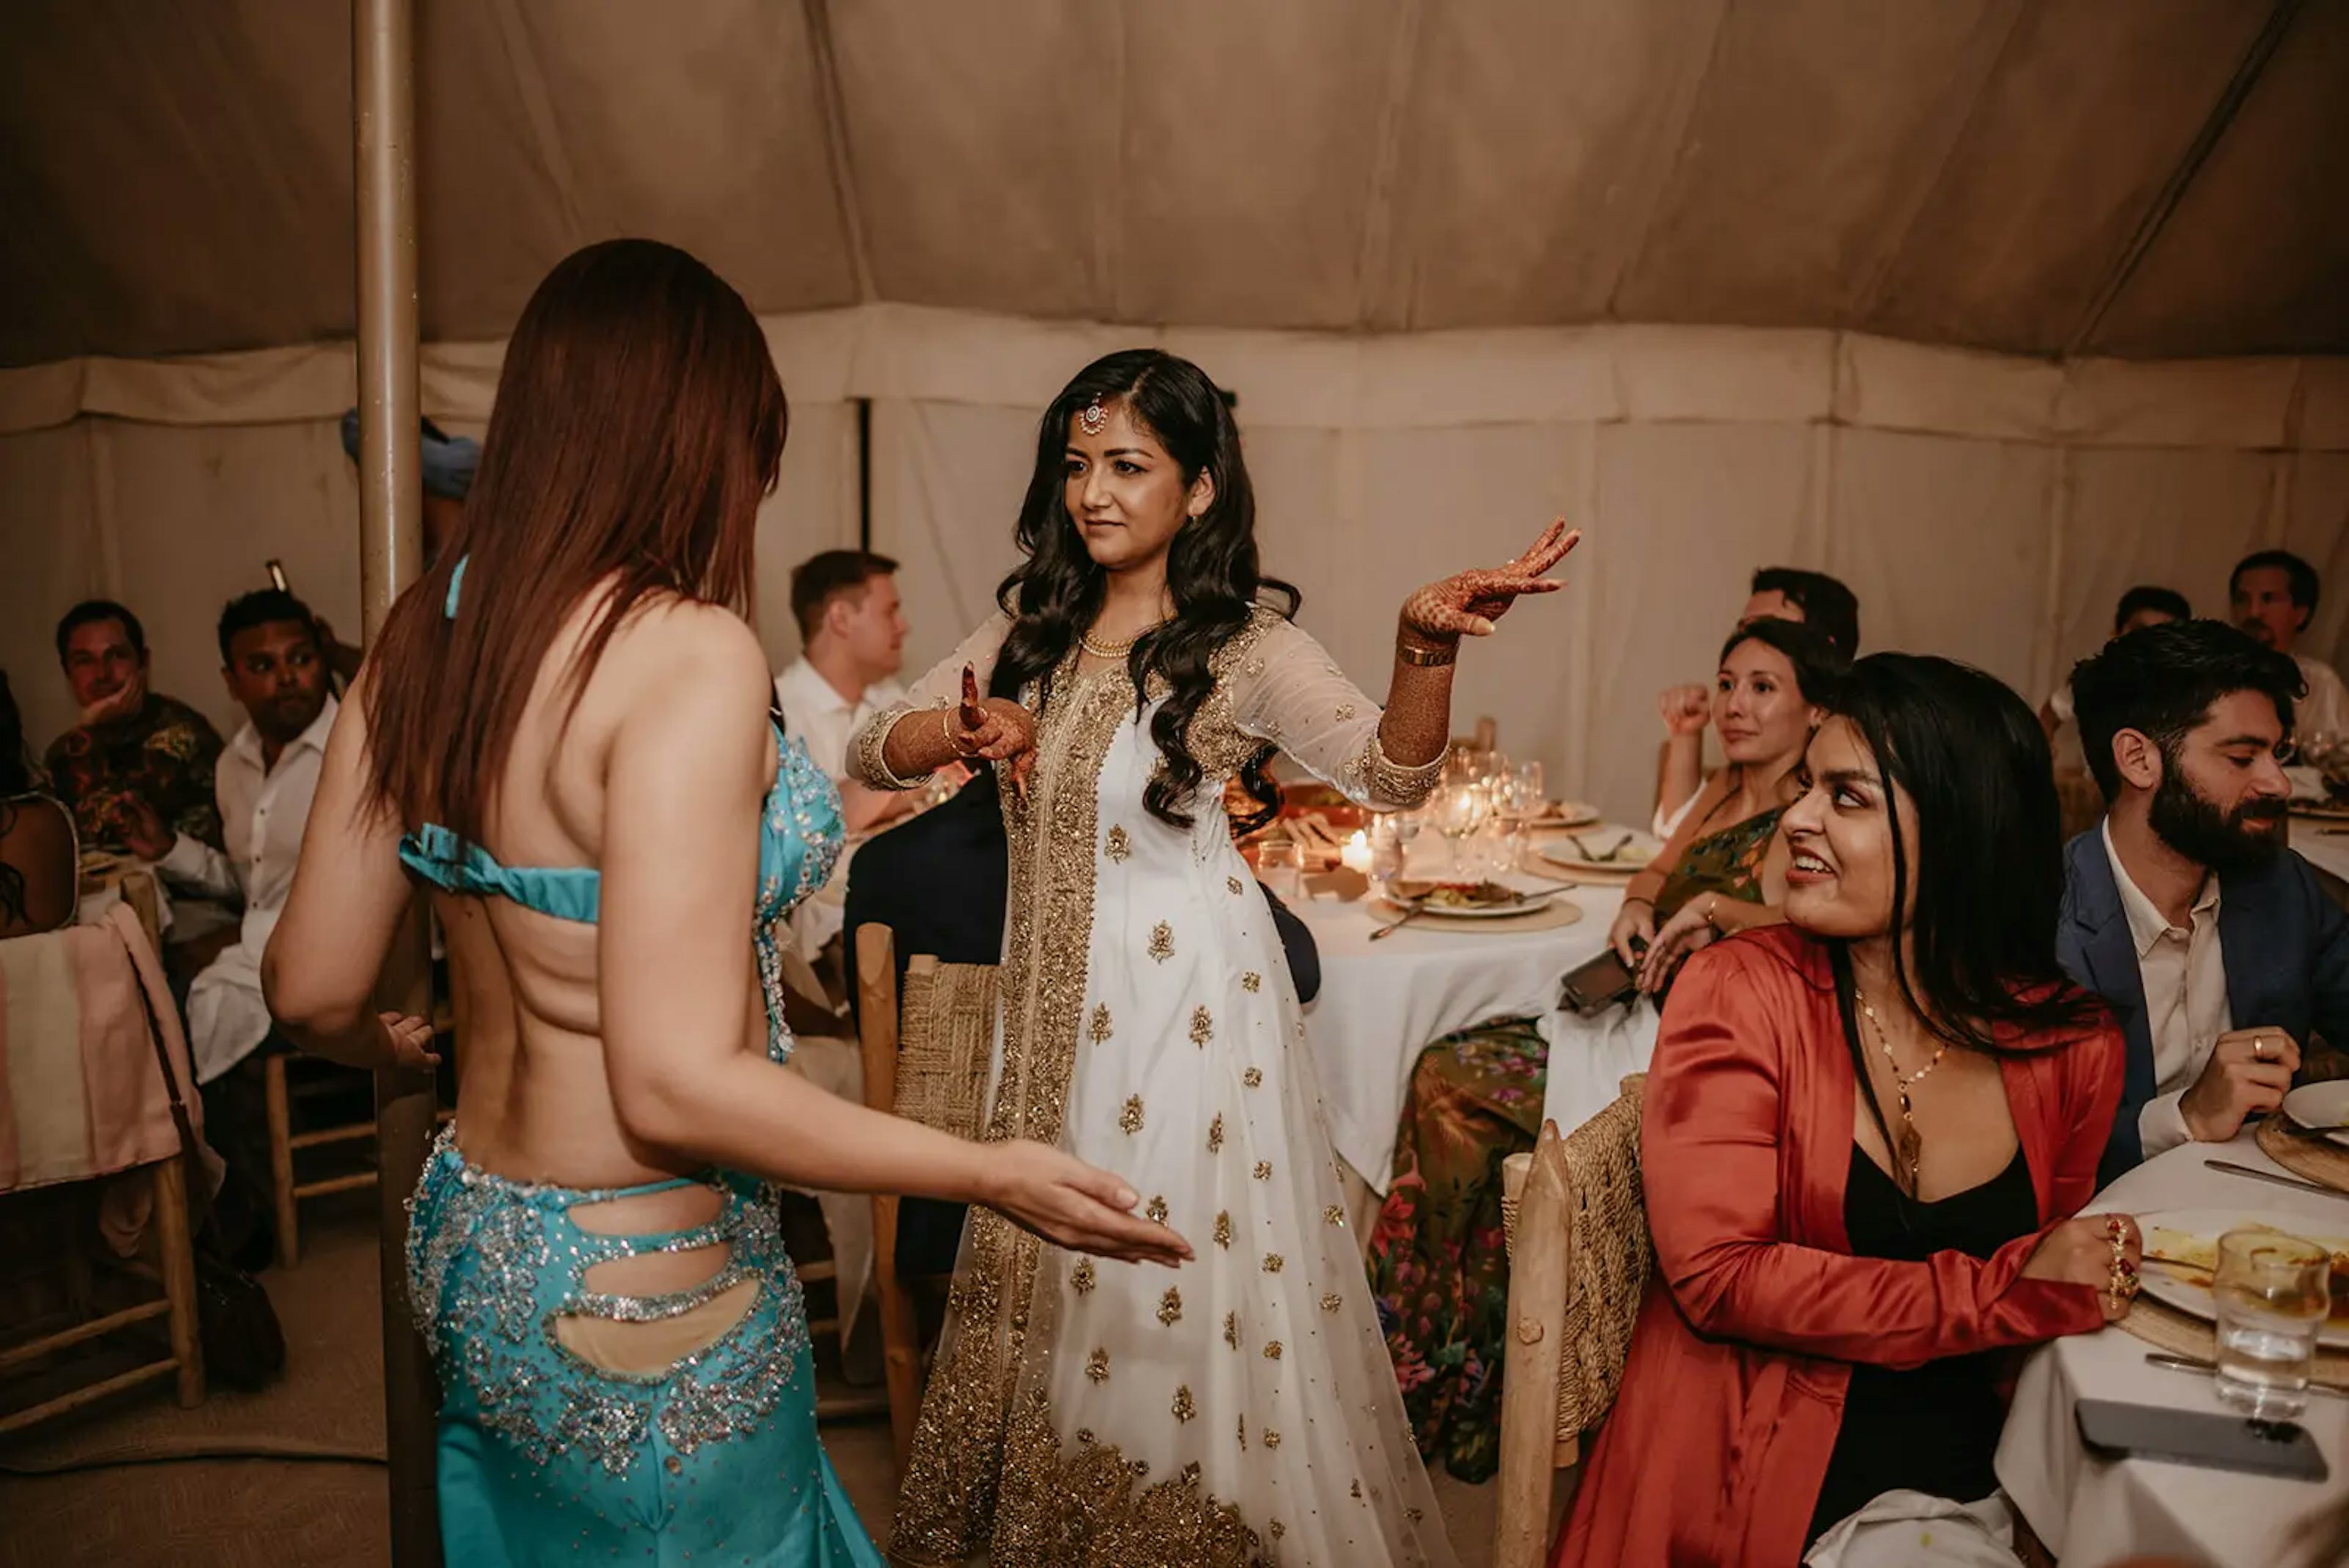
[{"xmin": 1079, "ymin": 394, "xmax": 1108, "ymax": 436}]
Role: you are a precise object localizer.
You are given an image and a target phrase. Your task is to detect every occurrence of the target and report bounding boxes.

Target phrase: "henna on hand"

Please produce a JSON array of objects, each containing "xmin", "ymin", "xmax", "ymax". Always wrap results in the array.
[{"xmin": 1399, "ymin": 519, "xmax": 1579, "ymax": 642}]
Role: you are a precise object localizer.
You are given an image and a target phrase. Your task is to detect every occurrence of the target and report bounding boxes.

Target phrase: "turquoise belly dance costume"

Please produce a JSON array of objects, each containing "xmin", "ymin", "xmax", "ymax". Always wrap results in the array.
[{"xmin": 396, "ymin": 561, "xmax": 881, "ymax": 1566}]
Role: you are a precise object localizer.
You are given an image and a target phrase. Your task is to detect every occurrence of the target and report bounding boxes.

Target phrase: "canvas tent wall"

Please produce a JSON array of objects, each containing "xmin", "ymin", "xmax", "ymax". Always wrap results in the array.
[{"xmin": 1, "ymin": 0, "xmax": 2345, "ymax": 823}]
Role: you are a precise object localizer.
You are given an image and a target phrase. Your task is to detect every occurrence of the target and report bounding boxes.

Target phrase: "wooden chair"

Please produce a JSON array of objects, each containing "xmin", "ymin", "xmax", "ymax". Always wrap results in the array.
[
  {"xmin": 853, "ymin": 921, "xmax": 997, "ymax": 1469},
  {"xmin": 262, "ymin": 998, "xmax": 457, "ymax": 1269},
  {"xmin": 1493, "ymin": 1076, "xmax": 1650, "ymax": 1568}
]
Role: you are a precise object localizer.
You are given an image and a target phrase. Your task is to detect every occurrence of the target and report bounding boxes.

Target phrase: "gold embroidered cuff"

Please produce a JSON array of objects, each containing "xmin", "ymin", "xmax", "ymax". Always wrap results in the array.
[
  {"xmin": 1348, "ymin": 732, "xmax": 1444, "ymax": 809},
  {"xmin": 852, "ymin": 702, "xmax": 933, "ymax": 792}
]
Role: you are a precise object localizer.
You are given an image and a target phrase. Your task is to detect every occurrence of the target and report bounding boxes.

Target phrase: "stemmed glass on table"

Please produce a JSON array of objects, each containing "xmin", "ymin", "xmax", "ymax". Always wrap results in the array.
[{"xmin": 1429, "ymin": 781, "xmax": 1490, "ymax": 877}]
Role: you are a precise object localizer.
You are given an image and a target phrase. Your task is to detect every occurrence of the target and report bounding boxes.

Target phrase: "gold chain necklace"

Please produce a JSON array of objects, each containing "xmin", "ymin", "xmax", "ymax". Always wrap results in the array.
[
  {"xmin": 1854, "ymin": 985, "xmax": 1948, "ymax": 1187},
  {"xmin": 1080, "ymin": 622, "xmax": 1159, "ymax": 659}
]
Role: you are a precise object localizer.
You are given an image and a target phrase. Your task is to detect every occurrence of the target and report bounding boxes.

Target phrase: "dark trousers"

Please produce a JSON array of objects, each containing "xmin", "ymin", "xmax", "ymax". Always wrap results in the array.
[{"xmin": 198, "ymin": 1042, "xmax": 278, "ymax": 1269}]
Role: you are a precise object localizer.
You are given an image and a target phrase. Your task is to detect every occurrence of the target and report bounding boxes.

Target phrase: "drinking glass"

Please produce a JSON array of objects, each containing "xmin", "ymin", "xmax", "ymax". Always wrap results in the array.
[
  {"xmin": 2213, "ymin": 1227, "xmax": 2332, "ymax": 1419},
  {"xmin": 1257, "ymin": 839, "xmax": 1306, "ymax": 904},
  {"xmin": 1430, "ymin": 782, "xmax": 1488, "ymax": 874},
  {"xmin": 1367, "ymin": 814, "xmax": 1406, "ymax": 899},
  {"xmin": 1507, "ymin": 760, "xmax": 1546, "ymax": 820}
]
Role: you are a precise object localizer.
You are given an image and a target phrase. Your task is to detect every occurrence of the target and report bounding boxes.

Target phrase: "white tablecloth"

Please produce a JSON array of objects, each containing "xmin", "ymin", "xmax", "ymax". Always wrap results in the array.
[
  {"xmin": 1293, "ymin": 862, "xmax": 1616, "ymax": 1195},
  {"xmin": 1995, "ymin": 1131, "xmax": 2349, "ymax": 1568}
]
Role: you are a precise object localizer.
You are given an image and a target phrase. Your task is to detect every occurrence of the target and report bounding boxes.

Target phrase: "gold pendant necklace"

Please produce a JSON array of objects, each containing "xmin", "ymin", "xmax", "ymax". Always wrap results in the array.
[
  {"xmin": 1855, "ymin": 985, "xmax": 1948, "ymax": 1188},
  {"xmin": 1080, "ymin": 622, "xmax": 1159, "ymax": 659}
]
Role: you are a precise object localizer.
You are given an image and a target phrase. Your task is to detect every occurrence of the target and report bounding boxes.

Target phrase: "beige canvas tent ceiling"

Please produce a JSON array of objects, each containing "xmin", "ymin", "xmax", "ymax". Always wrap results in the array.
[{"xmin": 2, "ymin": 0, "xmax": 2345, "ymax": 370}]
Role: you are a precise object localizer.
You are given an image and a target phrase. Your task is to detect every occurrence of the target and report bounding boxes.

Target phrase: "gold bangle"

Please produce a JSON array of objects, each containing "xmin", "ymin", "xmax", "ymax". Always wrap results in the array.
[{"xmin": 1396, "ymin": 638, "xmax": 1458, "ymax": 668}]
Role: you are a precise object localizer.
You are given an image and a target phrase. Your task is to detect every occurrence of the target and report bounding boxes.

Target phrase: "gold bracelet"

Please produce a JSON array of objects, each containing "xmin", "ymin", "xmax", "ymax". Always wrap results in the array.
[
  {"xmin": 941, "ymin": 707, "xmax": 979, "ymax": 760},
  {"xmin": 1395, "ymin": 638, "xmax": 1458, "ymax": 668}
]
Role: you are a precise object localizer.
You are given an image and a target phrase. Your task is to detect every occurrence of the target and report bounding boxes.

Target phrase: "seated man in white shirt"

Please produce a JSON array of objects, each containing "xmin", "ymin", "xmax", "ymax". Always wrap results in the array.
[
  {"xmin": 2059, "ymin": 619, "xmax": 2349, "ymax": 1184},
  {"xmin": 2233, "ymin": 548, "xmax": 2349, "ymax": 756},
  {"xmin": 773, "ymin": 551, "xmax": 915, "ymax": 961},
  {"xmin": 154, "ymin": 589, "xmax": 340, "ymax": 1265}
]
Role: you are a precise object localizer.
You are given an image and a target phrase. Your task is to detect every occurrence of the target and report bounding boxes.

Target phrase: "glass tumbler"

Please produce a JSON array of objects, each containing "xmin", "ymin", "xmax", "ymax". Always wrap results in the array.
[{"xmin": 2213, "ymin": 1227, "xmax": 2332, "ymax": 1419}]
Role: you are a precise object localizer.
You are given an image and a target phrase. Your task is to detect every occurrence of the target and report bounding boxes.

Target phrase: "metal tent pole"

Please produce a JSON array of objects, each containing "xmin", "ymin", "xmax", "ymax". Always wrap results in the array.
[{"xmin": 353, "ymin": 0, "xmax": 440, "ymax": 1561}]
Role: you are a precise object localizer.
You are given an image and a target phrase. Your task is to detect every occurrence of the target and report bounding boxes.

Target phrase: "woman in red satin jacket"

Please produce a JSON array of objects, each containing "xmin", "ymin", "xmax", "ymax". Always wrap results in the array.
[{"xmin": 1556, "ymin": 655, "xmax": 2135, "ymax": 1568}]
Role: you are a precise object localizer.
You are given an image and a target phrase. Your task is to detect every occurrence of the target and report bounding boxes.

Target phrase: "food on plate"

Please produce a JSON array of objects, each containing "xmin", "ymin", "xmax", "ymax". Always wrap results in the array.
[
  {"xmin": 2146, "ymin": 1221, "xmax": 2349, "ymax": 1319},
  {"xmin": 1424, "ymin": 881, "xmax": 1518, "ymax": 909}
]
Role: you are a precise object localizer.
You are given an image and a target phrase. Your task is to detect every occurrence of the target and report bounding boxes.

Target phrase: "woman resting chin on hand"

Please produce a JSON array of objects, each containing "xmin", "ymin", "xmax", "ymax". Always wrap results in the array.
[{"xmin": 1555, "ymin": 654, "xmax": 2132, "ymax": 1568}]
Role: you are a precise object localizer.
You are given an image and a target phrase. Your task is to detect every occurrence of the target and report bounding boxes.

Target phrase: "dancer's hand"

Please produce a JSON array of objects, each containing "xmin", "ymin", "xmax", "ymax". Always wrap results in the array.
[
  {"xmin": 948, "ymin": 664, "xmax": 1038, "ymax": 799},
  {"xmin": 375, "ymin": 1012, "xmax": 441, "ymax": 1072},
  {"xmin": 1399, "ymin": 519, "xmax": 1578, "ymax": 644},
  {"xmin": 981, "ymin": 1140, "xmax": 1195, "ymax": 1267}
]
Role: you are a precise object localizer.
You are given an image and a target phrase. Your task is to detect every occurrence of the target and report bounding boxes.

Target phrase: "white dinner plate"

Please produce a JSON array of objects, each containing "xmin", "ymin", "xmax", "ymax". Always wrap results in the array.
[
  {"xmin": 1515, "ymin": 800, "xmax": 1602, "ymax": 830},
  {"xmin": 1375, "ymin": 890, "xmax": 1556, "ymax": 921},
  {"xmin": 2284, "ymin": 1082, "xmax": 2349, "ymax": 1150},
  {"xmin": 2136, "ymin": 1206, "xmax": 2349, "ymax": 1348},
  {"xmin": 1538, "ymin": 828, "xmax": 1662, "ymax": 875}
]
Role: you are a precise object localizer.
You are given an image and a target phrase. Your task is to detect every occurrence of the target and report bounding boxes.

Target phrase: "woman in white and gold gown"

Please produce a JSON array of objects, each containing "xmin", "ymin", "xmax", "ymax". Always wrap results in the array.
[{"xmin": 852, "ymin": 349, "xmax": 1577, "ymax": 1567}]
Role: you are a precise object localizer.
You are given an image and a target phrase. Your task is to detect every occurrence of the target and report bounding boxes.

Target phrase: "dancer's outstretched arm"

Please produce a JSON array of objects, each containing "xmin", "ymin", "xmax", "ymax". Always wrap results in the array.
[{"xmin": 1380, "ymin": 518, "xmax": 1579, "ymax": 765}]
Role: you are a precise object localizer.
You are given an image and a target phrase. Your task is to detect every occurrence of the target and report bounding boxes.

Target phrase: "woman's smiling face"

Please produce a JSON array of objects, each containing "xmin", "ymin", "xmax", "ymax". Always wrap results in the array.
[
  {"xmin": 1062, "ymin": 399, "xmax": 1210, "ymax": 574},
  {"xmin": 1780, "ymin": 715, "xmax": 1918, "ymax": 940}
]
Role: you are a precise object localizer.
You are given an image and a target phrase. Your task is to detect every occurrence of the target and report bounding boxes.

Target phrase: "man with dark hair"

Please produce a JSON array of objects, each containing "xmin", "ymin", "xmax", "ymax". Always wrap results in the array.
[
  {"xmin": 45, "ymin": 598, "xmax": 226, "ymax": 860},
  {"xmin": 2039, "ymin": 584, "xmax": 2191, "ymax": 765},
  {"xmin": 1652, "ymin": 566, "xmax": 1861, "ymax": 838},
  {"xmin": 2061, "ymin": 619, "xmax": 2349, "ymax": 1181},
  {"xmin": 2232, "ymin": 548, "xmax": 2349, "ymax": 742},
  {"xmin": 1746, "ymin": 567, "xmax": 1860, "ymax": 656},
  {"xmin": 152, "ymin": 589, "xmax": 340, "ymax": 1261}
]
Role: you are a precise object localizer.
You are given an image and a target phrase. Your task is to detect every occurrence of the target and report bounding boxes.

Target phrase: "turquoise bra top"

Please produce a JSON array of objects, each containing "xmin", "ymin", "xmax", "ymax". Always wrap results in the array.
[{"xmin": 396, "ymin": 557, "xmax": 844, "ymax": 1058}]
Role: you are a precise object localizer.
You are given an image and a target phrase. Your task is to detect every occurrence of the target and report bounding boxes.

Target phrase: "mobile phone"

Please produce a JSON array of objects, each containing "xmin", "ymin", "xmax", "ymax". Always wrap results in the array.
[
  {"xmin": 2074, "ymin": 1397, "xmax": 2328, "ymax": 1482},
  {"xmin": 1560, "ymin": 948, "xmax": 1638, "ymax": 1016},
  {"xmin": 266, "ymin": 559, "xmax": 289, "ymax": 592}
]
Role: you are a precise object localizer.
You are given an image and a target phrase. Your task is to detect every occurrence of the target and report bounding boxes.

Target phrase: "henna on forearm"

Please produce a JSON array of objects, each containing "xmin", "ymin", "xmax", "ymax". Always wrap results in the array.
[
  {"xmin": 1378, "ymin": 625, "xmax": 1459, "ymax": 766},
  {"xmin": 880, "ymin": 706, "xmax": 960, "ymax": 784}
]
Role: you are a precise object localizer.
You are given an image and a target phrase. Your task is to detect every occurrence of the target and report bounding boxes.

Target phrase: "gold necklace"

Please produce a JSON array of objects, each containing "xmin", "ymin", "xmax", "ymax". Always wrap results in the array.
[
  {"xmin": 1080, "ymin": 622, "xmax": 1158, "ymax": 658},
  {"xmin": 1854, "ymin": 985, "xmax": 1948, "ymax": 1187}
]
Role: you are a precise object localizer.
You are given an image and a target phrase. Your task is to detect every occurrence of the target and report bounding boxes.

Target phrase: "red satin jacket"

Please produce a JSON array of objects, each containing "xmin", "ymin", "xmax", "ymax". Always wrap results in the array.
[{"xmin": 1553, "ymin": 925, "xmax": 2124, "ymax": 1568}]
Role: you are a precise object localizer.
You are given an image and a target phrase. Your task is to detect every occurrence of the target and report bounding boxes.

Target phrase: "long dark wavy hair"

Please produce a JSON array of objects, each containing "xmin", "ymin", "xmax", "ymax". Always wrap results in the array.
[
  {"xmin": 1817, "ymin": 654, "xmax": 2104, "ymax": 1060},
  {"xmin": 0, "ymin": 671, "xmax": 34, "ymax": 927},
  {"xmin": 990, "ymin": 349, "xmax": 1296, "ymax": 833}
]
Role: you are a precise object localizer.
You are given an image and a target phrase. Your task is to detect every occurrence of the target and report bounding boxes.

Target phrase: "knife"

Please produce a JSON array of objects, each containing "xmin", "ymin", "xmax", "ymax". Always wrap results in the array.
[
  {"xmin": 2142, "ymin": 1351, "xmax": 2349, "ymax": 1399},
  {"xmin": 1370, "ymin": 898, "xmax": 1429, "ymax": 942},
  {"xmin": 2204, "ymin": 1157, "xmax": 2349, "ymax": 1202}
]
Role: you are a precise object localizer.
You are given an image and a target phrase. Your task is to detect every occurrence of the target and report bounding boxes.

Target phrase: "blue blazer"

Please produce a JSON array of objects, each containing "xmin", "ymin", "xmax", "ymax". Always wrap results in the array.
[{"xmin": 2058, "ymin": 825, "xmax": 2349, "ymax": 1186}]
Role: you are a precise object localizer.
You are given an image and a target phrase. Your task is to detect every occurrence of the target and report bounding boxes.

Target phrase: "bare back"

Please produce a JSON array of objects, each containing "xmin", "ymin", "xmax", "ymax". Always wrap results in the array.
[{"xmin": 281, "ymin": 584, "xmax": 782, "ymax": 1195}]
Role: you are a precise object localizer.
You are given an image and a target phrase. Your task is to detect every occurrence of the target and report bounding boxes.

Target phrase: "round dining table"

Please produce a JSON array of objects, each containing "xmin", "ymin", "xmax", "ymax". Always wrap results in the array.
[
  {"xmin": 1996, "ymin": 1128, "xmax": 2349, "ymax": 1568},
  {"xmin": 1289, "ymin": 860, "xmax": 1620, "ymax": 1197}
]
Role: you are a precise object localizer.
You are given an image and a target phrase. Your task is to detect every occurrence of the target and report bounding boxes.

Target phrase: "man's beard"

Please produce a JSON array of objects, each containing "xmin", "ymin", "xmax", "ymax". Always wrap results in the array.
[{"xmin": 2150, "ymin": 767, "xmax": 2285, "ymax": 872}]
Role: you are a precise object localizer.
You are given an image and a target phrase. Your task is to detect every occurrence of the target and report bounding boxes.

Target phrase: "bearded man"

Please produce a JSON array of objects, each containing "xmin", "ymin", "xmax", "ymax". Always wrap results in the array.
[{"xmin": 2065, "ymin": 619, "xmax": 2349, "ymax": 1182}]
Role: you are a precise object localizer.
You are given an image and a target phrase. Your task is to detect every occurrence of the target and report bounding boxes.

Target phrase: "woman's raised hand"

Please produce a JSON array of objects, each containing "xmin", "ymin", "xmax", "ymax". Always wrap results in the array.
[
  {"xmin": 1659, "ymin": 684, "xmax": 1710, "ymax": 738},
  {"xmin": 1400, "ymin": 519, "xmax": 1579, "ymax": 642}
]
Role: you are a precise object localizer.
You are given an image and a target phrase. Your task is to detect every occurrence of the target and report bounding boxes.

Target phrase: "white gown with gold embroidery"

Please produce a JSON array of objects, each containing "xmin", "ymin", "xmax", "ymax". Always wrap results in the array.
[{"xmin": 852, "ymin": 607, "xmax": 1455, "ymax": 1568}]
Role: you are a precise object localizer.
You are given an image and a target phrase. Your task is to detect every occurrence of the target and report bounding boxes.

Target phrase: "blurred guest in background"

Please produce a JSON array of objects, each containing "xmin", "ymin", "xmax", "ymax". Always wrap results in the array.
[
  {"xmin": 45, "ymin": 599, "xmax": 225, "ymax": 866},
  {"xmin": 340, "ymin": 409, "xmax": 479, "ymax": 570},
  {"xmin": 0, "ymin": 670, "xmax": 76, "ymax": 939},
  {"xmin": 1653, "ymin": 565, "xmax": 1859, "ymax": 838},
  {"xmin": 2233, "ymin": 548, "xmax": 2349, "ymax": 741},
  {"xmin": 2040, "ymin": 584, "xmax": 2190, "ymax": 768},
  {"xmin": 1558, "ymin": 654, "xmax": 2130, "ymax": 1567},
  {"xmin": 2063, "ymin": 619, "xmax": 2349, "ymax": 1181},
  {"xmin": 774, "ymin": 549, "xmax": 912, "ymax": 831}
]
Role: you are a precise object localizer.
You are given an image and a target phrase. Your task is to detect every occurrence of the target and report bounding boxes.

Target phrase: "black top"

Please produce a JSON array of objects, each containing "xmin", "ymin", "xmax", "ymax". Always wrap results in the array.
[{"xmin": 1805, "ymin": 1142, "xmax": 2038, "ymax": 1547}]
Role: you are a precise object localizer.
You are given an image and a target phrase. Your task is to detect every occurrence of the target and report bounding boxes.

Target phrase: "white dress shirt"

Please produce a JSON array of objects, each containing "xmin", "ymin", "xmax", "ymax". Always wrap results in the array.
[
  {"xmin": 2101, "ymin": 818, "xmax": 2232, "ymax": 1157},
  {"xmin": 773, "ymin": 658, "xmax": 905, "ymax": 953},
  {"xmin": 158, "ymin": 693, "xmax": 339, "ymax": 1083},
  {"xmin": 773, "ymin": 656, "xmax": 905, "ymax": 784},
  {"xmin": 2298, "ymin": 654, "xmax": 2349, "ymax": 739}
]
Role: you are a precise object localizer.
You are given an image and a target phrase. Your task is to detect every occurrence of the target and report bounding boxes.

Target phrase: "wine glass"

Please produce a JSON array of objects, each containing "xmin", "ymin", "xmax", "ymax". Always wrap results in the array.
[
  {"xmin": 1430, "ymin": 782, "xmax": 1488, "ymax": 875},
  {"xmin": 1508, "ymin": 760, "xmax": 1547, "ymax": 820}
]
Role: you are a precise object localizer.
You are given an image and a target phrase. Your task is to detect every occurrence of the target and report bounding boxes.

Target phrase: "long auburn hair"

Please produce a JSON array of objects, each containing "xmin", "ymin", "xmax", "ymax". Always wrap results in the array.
[
  {"xmin": 362, "ymin": 239, "xmax": 786, "ymax": 841},
  {"xmin": 990, "ymin": 349, "xmax": 1296, "ymax": 831}
]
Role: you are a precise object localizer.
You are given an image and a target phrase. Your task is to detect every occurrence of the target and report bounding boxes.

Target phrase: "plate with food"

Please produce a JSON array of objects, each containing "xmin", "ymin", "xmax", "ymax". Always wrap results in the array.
[
  {"xmin": 2285, "ymin": 1082, "xmax": 2349, "ymax": 1150},
  {"xmin": 1514, "ymin": 800, "xmax": 1603, "ymax": 830},
  {"xmin": 2137, "ymin": 1209, "xmax": 2349, "ymax": 1347},
  {"xmin": 1381, "ymin": 879, "xmax": 1554, "ymax": 920},
  {"xmin": 1538, "ymin": 828, "xmax": 1662, "ymax": 875}
]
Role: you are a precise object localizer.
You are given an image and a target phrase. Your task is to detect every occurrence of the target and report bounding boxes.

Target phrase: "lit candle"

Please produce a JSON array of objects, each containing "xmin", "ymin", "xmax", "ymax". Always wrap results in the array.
[{"xmin": 1340, "ymin": 829, "xmax": 1373, "ymax": 875}]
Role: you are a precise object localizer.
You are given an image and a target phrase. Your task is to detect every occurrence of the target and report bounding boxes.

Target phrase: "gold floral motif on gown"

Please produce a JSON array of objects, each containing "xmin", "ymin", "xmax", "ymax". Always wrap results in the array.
[{"xmin": 867, "ymin": 609, "xmax": 1455, "ymax": 1568}]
